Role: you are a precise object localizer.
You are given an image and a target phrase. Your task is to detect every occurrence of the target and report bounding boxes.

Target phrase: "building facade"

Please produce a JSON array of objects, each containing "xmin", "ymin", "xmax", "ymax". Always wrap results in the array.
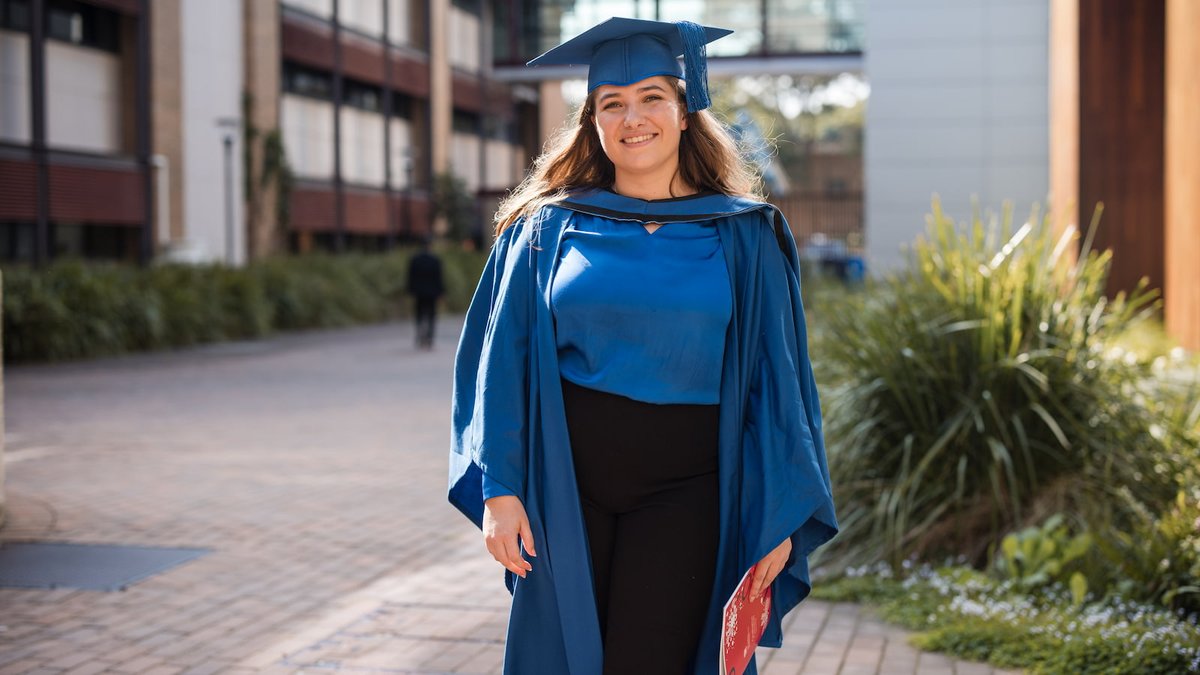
[
  {"xmin": 0, "ymin": 0, "xmax": 153, "ymax": 263},
  {"xmin": 0, "ymin": 0, "xmax": 532, "ymax": 264},
  {"xmin": 863, "ymin": 0, "xmax": 1199, "ymax": 350}
]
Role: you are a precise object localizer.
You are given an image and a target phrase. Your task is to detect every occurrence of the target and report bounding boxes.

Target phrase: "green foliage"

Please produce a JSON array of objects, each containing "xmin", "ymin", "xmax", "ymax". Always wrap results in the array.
[
  {"xmin": 813, "ymin": 565, "xmax": 1200, "ymax": 674},
  {"xmin": 1089, "ymin": 489, "xmax": 1200, "ymax": 614},
  {"xmin": 818, "ymin": 198, "xmax": 1188, "ymax": 571},
  {"xmin": 432, "ymin": 171, "xmax": 478, "ymax": 243},
  {"xmin": 992, "ymin": 513, "xmax": 1091, "ymax": 593},
  {"xmin": 2, "ymin": 248, "xmax": 487, "ymax": 363}
]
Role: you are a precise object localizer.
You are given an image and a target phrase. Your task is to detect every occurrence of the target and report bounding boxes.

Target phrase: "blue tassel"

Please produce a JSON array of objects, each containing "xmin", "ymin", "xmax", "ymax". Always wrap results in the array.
[{"xmin": 676, "ymin": 21, "xmax": 710, "ymax": 113}]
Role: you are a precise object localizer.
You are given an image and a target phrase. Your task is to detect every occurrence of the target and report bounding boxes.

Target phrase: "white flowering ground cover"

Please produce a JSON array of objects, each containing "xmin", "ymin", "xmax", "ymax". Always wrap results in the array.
[{"xmin": 813, "ymin": 564, "xmax": 1200, "ymax": 674}]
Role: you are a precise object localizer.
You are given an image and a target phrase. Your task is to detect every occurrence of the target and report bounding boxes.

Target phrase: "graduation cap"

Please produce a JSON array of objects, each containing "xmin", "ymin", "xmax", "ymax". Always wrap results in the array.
[{"xmin": 526, "ymin": 17, "xmax": 733, "ymax": 113}]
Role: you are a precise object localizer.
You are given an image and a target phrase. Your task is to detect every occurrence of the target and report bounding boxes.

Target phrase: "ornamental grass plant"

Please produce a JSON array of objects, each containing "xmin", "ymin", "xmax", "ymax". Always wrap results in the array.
[{"xmin": 816, "ymin": 198, "xmax": 1196, "ymax": 572}]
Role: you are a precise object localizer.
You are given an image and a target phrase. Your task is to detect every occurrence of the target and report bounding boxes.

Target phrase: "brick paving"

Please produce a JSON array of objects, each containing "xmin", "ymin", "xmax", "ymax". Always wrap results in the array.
[{"xmin": 1, "ymin": 319, "xmax": 1020, "ymax": 674}]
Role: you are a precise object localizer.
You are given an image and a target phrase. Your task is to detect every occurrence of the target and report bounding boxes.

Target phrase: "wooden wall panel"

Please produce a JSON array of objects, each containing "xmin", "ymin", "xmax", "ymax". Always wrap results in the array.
[
  {"xmin": 342, "ymin": 35, "xmax": 386, "ymax": 85},
  {"xmin": 343, "ymin": 188, "xmax": 387, "ymax": 234},
  {"xmin": 1164, "ymin": 0, "xmax": 1200, "ymax": 350},
  {"xmin": 0, "ymin": 159, "xmax": 37, "ymax": 220},
  {"xmin": 1078, "ymin": 0, "xmax": 1166, "ymax": 298},
  {"xmin": 451, "ymin": 73, "xmax": 483, "ymax": 113},
  {"xmin": 47, "ymin": 163, "xmax": 143, "ymax": 224},
  {"xmin": 390, "ymin": 53, "xmax": 430, "ymax": 98},
  {"xmin": 282, "ymin": 18, "xmax": 335, "ymax": 71},
  {"xmin": 290, "ymin": 185, "xmax": 336, "ymax": 232},
  {"xmin": 390, "ymin": 195, "xmax": 431, "ymax": 237}
]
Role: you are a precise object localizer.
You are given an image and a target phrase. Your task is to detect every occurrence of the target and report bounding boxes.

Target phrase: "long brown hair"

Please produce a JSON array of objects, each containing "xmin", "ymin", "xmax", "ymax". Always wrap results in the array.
[{"xmin": 493, "ymin": 78, "xmax": 762, "ymax": 235}]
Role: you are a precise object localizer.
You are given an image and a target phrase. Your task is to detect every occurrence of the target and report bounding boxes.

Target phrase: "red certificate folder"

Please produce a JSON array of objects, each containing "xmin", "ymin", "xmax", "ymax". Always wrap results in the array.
[{"xmin": 720, "ymin": 564, "xmax": 772, "ymax": 675}]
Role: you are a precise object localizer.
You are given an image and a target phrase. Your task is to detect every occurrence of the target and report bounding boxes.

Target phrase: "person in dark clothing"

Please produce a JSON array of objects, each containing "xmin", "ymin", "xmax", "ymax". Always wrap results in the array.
[{"xmin": 407, "ymin": 242, "xmax": 444, "ymax": 349}]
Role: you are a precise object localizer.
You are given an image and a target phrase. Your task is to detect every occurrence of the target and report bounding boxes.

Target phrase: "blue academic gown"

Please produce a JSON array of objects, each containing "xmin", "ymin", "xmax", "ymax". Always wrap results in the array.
[{"xmin": 448, "ymin": 188, "xmax": 838, "ymax": 675}]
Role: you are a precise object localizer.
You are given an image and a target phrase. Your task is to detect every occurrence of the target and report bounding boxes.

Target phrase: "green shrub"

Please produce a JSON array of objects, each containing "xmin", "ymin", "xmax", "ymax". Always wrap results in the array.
[
  {"xmin": 818, "ymin": 199, "xmax": 1189, "ymax": 571},
  {"xmin": 2, "ymin": 246, "xmax": 487, "ymax": 363},
  {"xmin": 992, "ymin": 513, "xmax": 1091, "ymax": 599},
  {"xmin": 1089, "ymin": 489, "xmax": 1200, "ymax": 614},
  {"xmin": 813, "ymin": 565, "xmax": 1200, "ymax": 674}
]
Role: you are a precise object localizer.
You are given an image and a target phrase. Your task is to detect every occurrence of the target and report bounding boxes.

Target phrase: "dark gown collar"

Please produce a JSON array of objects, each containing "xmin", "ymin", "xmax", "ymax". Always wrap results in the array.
[{"xmin": 557, "ymin": 187, "xmax": 768, "ymax": 223}]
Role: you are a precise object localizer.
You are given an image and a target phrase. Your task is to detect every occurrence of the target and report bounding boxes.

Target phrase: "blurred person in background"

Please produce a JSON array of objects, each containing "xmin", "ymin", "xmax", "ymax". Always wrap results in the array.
[{"xmin": 407, "ymin": 240, "xmax": 444, "ymax": 349}]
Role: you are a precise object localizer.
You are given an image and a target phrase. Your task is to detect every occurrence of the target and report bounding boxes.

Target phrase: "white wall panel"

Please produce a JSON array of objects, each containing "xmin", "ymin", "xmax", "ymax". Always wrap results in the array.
[
  {"xmin": 387, "ymin": 117, "xmax": 413, "ymax": 189},
  {"xmin": 450, "ymin": 132, "xmax": 480, "ymax": 191},
  {"xmin": 341, "ymin": 0, "xmax": 383, "ymax": 37},
  {"xmin": 340, "ymin": 107, "xmax": 386, "ymax": 186},
  {"xmin": 282, "ymin": 95, "xmax": 335, "ymax": 180},
  {"xmin": 0, "ymin": 31, "xmax": 30, "ymax": 143},
  {"xmin": 45, "ymin": 41, "xmax": 122, "ymax": 153},
  {"xmin": 449, "ymin": 8, "xmax": 480, "ymax": 71},
  {"xmin": 864, "ymin": 0, "xmax": 1051, "ymax": 273},
  {"xmin": 387, "ymin": 0, "xmax": 411, "ymax": 45},
  {"xmin": 181, "ymin": 0, "xmax": 245, "ymax": 264},
  {"xmin": 484, "ymin": 140, "xmax": 520, "ymax": 190}
]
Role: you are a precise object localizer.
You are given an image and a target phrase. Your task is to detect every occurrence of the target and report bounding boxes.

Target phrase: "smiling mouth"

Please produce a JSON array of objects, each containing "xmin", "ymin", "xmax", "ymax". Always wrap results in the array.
[{"xmin": 621, "ymin": 133, "xmax": 657, "ymax": 145}]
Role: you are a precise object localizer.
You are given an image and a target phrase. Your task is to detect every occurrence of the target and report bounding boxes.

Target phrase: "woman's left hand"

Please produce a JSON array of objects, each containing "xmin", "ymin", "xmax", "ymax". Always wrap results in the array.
[{"xmin": 750, "ymin": 538, "xmax": 792, "ymax": 598}]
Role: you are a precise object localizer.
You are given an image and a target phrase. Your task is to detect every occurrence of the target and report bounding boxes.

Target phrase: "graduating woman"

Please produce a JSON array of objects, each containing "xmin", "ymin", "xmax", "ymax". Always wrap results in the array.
[{"xmin": 449, "ymin": 17, "xmax": 837, "ymax": 675}]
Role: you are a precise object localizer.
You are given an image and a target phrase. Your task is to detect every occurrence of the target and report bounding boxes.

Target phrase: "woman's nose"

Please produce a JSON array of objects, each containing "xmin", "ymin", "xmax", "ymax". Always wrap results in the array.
[{"xmin": 622, "ymin": 105, "xmax": 645, "ymax": 127}]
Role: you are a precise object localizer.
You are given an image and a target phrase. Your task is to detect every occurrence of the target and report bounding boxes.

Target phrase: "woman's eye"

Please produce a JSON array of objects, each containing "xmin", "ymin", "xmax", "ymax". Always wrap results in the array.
[
  {"xmin": 603, "ymin": 102, "xmax": 622, "ymax": 110},
  {"xmin": 645, "ymin": 95, "xmax": 662, "ymax": 102}
]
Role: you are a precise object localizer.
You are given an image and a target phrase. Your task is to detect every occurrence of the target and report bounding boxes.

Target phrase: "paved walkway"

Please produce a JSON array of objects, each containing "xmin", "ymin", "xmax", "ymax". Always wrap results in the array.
[{"xmin": 0, "ymin": 319, "xmax": 1019, "ymax": 674}]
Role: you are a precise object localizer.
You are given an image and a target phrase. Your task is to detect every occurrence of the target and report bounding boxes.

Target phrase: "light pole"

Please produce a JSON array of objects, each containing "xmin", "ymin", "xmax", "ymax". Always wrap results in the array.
[{"xmin": 216, "ymin": 117, "xmax": 240, "ymax": 265}]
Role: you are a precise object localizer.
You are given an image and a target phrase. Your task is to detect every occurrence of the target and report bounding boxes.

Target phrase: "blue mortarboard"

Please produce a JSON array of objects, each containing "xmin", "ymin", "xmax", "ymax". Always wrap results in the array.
[{"xmin": 526, "ymin": 17, "xmax": 733, "ymax": 113}]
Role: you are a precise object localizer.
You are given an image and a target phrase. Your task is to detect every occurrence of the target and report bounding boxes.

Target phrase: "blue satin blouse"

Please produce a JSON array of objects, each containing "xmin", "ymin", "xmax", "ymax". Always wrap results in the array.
[{"xmin": 550, "ymin": 214, "xmax": 733, "ymax": 405}]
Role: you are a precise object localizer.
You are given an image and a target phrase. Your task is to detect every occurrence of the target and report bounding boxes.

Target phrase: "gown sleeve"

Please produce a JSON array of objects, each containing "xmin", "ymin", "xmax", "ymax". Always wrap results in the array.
[
  {"xmin": 743, "ymin": 209, "xmax": 839, "ymax": 644},
  {"xmin": 448, "ymin": 217, "xmax": 533, "ymax": 527}
]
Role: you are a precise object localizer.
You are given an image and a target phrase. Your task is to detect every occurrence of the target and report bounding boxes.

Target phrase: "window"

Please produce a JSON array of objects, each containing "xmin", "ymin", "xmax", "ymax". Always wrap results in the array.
[
  {"xmin": 452, "ymin": 109, "xmax": 479, "ymax": 134},
  {"xmin": 483, "ymin": 116, "xmax": 516, "ymax": 143},
  {"xmin": 391, "ymin": 91, "xmax": 414, "ymax": 119},
  {"xmin": 45, "ymin": 0, "xmax": 120, "ymax": 53},
  {"xmin": 283, "ymin": 62, "xmax": 333, "ymax": 100},
  {"xmin": 1, "ymin": 0, "xmax": 31, "ymax": 31},
  {"xmin": 344, "ymin": 79, "xmax": 383, "ymax": 113},
  {"xmin": 0, "ymin": 222, "xmax": 35, "ymax": 262},
  {"xmin": 452, "ymin": 0, "xmax": 482, "ymax": 15}
]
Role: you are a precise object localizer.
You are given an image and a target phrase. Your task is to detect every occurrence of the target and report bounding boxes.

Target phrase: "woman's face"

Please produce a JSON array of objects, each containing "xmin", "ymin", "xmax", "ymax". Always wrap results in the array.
[{"xmin": 591, "ymin": 75, "xmax": 688, "ymax": 182}]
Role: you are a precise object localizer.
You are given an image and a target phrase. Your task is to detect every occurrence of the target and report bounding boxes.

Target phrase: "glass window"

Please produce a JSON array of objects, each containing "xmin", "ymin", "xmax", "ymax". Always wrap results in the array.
[
  {"xmin": 765, "ymin": 0, "xmax": 863, "ymax": 53},
  {"xmin": 391, "ymin": 91, "xmax": 414, "ymax": 119},
  {"xmin": 45, "ymin": 0, "xmax": 120, "ymax": 53},
  {"xmin": 2, "ymin": 0, "xmax": 31, "ymax": 31},
  {"xmin": 344, "ymin": 79, "xmax": 383, "ymax": 112},
  {"xmin": 453, "ymin": 109, "xmax": 479, "ymax": 134},
  {"xmin": 483, "ymin": 115, "xmax": 516, "ymax": 143},
  {"xmin": 452, "ymin": 0, "xmax": 482, "ymax": 15},
  {"xmin": 0, "ymin": 222, "xmax": 35, "ymax": 263},
  {"xmin": 658, "ymin": 0, "xmax": 761, "ymax": 56},
  {"xmin": 283, "ymin": 62, "xmax": 334, "ymax": 100}
]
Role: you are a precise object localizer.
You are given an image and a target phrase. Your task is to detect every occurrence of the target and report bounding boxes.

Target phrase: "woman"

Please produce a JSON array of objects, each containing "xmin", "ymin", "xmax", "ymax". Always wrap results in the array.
[{"xmin": 449, "ymin": 17, "xmax": 837, "ymax": 675}]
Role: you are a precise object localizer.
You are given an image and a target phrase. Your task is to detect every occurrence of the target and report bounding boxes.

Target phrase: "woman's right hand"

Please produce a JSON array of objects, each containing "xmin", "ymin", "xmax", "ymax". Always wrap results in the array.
[{"xmin": 483, "ymin": 495, "xmax": 537, "ymax": 578}]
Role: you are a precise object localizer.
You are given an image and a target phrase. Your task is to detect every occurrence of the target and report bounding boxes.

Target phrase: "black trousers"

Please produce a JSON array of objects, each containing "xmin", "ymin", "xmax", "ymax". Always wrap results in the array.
[
  {"xmin": 561, "ymin": 378, "xmax": 720, "ymax": 675},
  {"xmin": 414, "ymin": 295, "xmax": 437, "ymax": 347}
]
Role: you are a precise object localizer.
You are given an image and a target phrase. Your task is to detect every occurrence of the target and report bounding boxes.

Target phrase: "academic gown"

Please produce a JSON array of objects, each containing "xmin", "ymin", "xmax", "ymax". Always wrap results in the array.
[{"xmin": 448, "ymin": 188, "xmax": 838, "ymax": 675}]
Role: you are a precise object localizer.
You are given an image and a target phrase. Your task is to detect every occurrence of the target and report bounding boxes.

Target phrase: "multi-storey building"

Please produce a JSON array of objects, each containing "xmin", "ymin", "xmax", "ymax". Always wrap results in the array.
[{"xmin": 0, "ymin": 0, "xmax": 533, "ymax": 264}]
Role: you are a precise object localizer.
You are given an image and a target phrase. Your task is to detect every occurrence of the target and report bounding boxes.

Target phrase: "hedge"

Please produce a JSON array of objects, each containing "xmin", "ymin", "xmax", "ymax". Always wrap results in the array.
[{"xmin": 2, "ymin": 248, "xmax": 488, "ymax": 363}]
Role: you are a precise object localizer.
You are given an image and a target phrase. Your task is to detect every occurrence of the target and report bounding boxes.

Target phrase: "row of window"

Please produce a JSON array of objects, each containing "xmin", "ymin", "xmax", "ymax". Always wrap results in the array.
[
  {"xmin": 495, "ymin": 0, "xmax": 865, "ymax": 64},
  {"xmin": 282, "ymin": 61, "xmax": 517, "ymax": 142},
  {"xmin": 0, "ymin": 0, "xmax": 121, "ymax": 53},
  {"xmin": 0, "ymin": 221, "xmax": 138, "ymax": 263}
]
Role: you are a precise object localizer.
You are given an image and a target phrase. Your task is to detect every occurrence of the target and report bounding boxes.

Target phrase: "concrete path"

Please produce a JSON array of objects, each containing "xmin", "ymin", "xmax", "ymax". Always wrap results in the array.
[{"xmin": 0, "ymin": 319, "xmax": 1019, "ymax": 674}]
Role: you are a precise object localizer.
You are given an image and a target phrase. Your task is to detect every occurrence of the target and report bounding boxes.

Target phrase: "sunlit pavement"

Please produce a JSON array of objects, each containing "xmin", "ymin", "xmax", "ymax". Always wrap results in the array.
[{"xmin": 0, "ymin": 318, "xmax": 1019, "ymax": 675}]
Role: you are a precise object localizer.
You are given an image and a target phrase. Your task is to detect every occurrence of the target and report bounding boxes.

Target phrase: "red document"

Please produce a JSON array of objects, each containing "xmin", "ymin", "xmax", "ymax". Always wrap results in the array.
[{"xmin": 720, "ymin": 564, "xmax": 772, "ymax": 675}]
